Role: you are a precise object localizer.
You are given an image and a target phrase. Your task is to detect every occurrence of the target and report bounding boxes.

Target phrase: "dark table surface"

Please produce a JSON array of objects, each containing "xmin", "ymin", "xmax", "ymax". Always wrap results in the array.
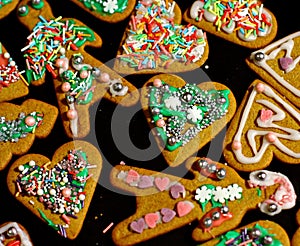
[{"xmin": 0, "ymin": 0, "xmax": 299, "ymax": 245}]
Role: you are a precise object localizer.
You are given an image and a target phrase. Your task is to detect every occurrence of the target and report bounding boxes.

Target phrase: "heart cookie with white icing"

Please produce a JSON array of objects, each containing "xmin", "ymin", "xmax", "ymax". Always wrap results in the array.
[
  {"xmin": 141, "ymin": 74, "xmax": 236, "ymax": 167},
  {"xmin": 247, "ymin": 31, "xmax": 300, "ymax": 107},
  {"xmin": 17, "ymin": 0, "xmax": 139, "ymax": 138},
  {"xmin": 69, "ymin": 0, "xmax": 136, "ymax": 23},
  {"xmin": 110, "ymin": 157, "xmax": 295, "ymax": 245},
  {"xmin": 223, "ymin": 80, "xmax": 300, "ymax": 172},
  {"xmin": 113, "ymin": 0, "xmax": 209, "ymax": 74},
  {"xmin": 6, "ymin": 140, "xmax": 102, "ymax": 240},
  {"xmin": 183, "ymin": 0, "xmax": 277, "ymax": 49}
]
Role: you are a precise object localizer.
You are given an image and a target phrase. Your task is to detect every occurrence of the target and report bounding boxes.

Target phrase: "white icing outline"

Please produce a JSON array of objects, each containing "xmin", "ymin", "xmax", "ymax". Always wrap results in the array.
[{"xmin": 233, "ymin": 84, "xmax": 300, "ymax": 164}]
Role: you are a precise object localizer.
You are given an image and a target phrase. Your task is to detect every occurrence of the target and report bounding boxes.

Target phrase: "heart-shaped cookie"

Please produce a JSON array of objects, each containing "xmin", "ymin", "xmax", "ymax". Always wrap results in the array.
[
  {"xmin": 183, "ymin": 0, "xmax": 277, "ymax": 48},
  {"xmin": 69, "ymin": 0, "xmax": 136, "ymax": 23},
  {"xmin": 0, "ymin": 42, "xmax": 29, "ymax": 102},
  {"xmin": 7, "ymin": 140, "xmax": 102, "ymax": 240},
  {"xmin": 0, "ymin": 99, "xmax": 58, "ymax": 171},
  {"xmin": 113, "ymin": 0, "xmax": 209, "ymax": 74},
  {"xmin": 141, "ymin": 74, "xmax": 236, "ymax": 167},
  {"xmin": 17, "ymin": 0, "xmax": 139, "ymax": 138},
  {"xmin": 0, "ymin": 0, "xmax": 19, "ymax": 19},
  {"xmin": 223, "ymin": 80, "xmax": 300, "ymax": 172}
]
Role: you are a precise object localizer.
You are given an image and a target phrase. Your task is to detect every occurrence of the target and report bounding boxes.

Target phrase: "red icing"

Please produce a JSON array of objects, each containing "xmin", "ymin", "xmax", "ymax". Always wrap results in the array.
[
  {"xmin": 197, "ymin": 158, "xmax": 220, "ymax": 180},
  {"xmin": 0, "ymin": 54, "xmax": 8, "ymax": 66},
  {"xmin": 200, "ymin": 207, "xmax": 233, "ymax": 232},
  {"xmin": 7, "ymin": 240, "xmax": 21, "ymax": 246}
]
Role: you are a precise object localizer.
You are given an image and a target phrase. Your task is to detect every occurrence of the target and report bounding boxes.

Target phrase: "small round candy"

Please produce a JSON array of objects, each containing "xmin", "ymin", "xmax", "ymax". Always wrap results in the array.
[
  {"xmin": 161, "ymin": 84, "xmax": 169, "ymax": 91},
  {"xmin": 256, "ymin": 83, "xmax": 265, "ymax": 93},
  {"xmin": 80, "ymin": 70, "xmax": 89, "ymax": 79},
  {"xmin": 10, "ymin": 61, "xmax": 16, "ymax": 67},
  {"xmin": 32, "ymin": 0, "xmax": 41, "ymax": 4},
  {"xmin": 100, "ymin": 72, "xmax": 110, "ymax": 83},
  {"xmin": 232, "ymin": 140, "xmax": 242, "ymax": 150},
  {"xmin": 18, "ymin": 5, "xmax": 29, "ymax": 16},
  {"xmin": 0, "ymin": 233, "xmax": 5, "ymax": 241},
  {"xmin": 29, "ymin": 160, "xmax": 36, "ymax": 167},
  {"xmin": 151, "ymin": 108, "xmax": 160, "ymax": 115},
  {"xmin": 202, "ymin": 217, "xmax": 212, "ymax": 228},
  {"xmin": 207, "ymin": 163, "xmax": 217, "ymax": 173},
  {"xmin": 153, "ymin": 78, "xmax": 162, "ymax": 87},
  {"xmin": 250, "ymin": 228, "xmax": 261, "ymax": 239},
  {"xmin": 66, "ymin": 109, "xmax": 77, "ymax": 120},
  {"xmin": 62, "ymin": 188, "xmax": 71, "ymax": 198},
  {"xmin": 220, "ymin": 205, "xmax": 229, "ymax": 214},
  {"xmin": 63, "ymin": 177, "xmax": 69, "ymax": 183},
  {"xmin": 92, "ymin": 67, "xmax": 101, "ymax": 77},
  {"xmin": 66, "ymin": 95, "xmax": 75, "ymax": 104},
  {"xmin": 25, "ymin": 116, "xmax": 36, "ymax": 127},
  {"xmin": 61, "ymin": 82, "xmax": 71, "ymax": 92},
  {"xmin": 74, "ymin": 207, "xmax": 80, "ymax": 213},
  {"xmin": 216, "ymin": 168, "xmax": 226, "ymax": 180},
  {"xmin": 181, "ymin": 92, "xmax": 193, "ymax": 102},
  {"xmin": 263, "ymin": 235, "xmax": 273, "ymax": 245},
  {"xmin": 79, "ymin": 194, "xmax": 86, "ymax": 200},
  {"xmin": 217, "ymin": 97, "xmax": 227, "ymax": 104},
  {"xmin": 112, "ymin": 82, "xmax": 124, "ymax": 92},
  {"xmin": 59, "ymin": 207, "xmax": 65, "ymax": 214},
  {"xmin": 266, "ymin": 132, "xmax": 277, "ymax": 143},
  {"xmin": 211, "ymin": 211, "xmax": 220, "ymax": 221},
  {"xmin": 254, "ymin": 52, "xmax": 265, "ymax": 62},
  {"xmin": 156, "ymin": 119, "xmax": 165, "ymax": 127},
  {"xmin": 198, "ymin": 159, "xmax": 208, "ymax": 169},
  {"xmin": 4, "ymin": 52, "xmax": 10, "ymax": 59},
  {"xmin": 18, "ymin": 165, "xmax": 25, "ymax": 172},
  {"xmin": 49, "ymin": 189, "xmax": 56, "ymax": 195},
  {"xmin": 72, "ymin": 55, "xmax": 83, "ymax": 65},
  {"xmin": 37, "ymin": 189, "xmax": 44, "ymax": 196},
  {"xmin": 59, "ymin": 47, "xmax": 66, "ymax": 55},
  {"xmin": 256, "ymin": 171, "xmax": 267, "ymax": 180},
  {"xmin": 6, "ymin": 227, "xmax": 17, "ymax": 237},
  {"xmin": 167, "ymin": 136, "xmax": 177, "ymax": 146},
  {"xmin": 267, "ymin": 203, "xmax": 278, "ymax": 213}
]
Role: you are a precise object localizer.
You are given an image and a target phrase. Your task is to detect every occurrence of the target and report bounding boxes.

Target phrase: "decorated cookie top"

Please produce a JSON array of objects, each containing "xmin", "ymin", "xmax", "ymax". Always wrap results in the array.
[
  {"xmin": 114, "ymin": 0, "xmax": 209, "ymax": 74},
  {"xmin": 0, "ymin": 222, "xmax": 32, "ymax": 246},
  {"xmin": 0, "ymin": 0, "xmax": 19, "ymax": 19},
  {"xmin": 109, "ymin": 157, "xmax": 291, "ymax": 245},
  {"xmin": 183, "ymin": 0, "xmax": 277, "ymax": 48}
]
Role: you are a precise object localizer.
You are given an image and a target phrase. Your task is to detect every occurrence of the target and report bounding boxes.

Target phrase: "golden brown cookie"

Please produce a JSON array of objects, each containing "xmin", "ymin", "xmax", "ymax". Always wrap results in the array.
[
  {"xmin": 0, "ymin": 0, "xmax": 19, "ymax": 19},
  {"xmin": 0, "ymin": 98, "xmax": 58, "ymax": 171},
  {"xmin": 69, "ymin": 0, "xmax": 136, "ymax": 23},
  {"xmin": 113, "ymin": 0, "xmax": 209, "ymax": 74},
  {"xmin": 223, "ymin": 80, "xmax": 300, "ymax": 172},
  {"xmin": 109, "ymin": 157, "xmax": 295, "ymax": 245},
  {"xmin": 202, "ymin": 220, "xmax": 290, "ymax": 246},
  {"xmin": 141, "ymin": 74, "xmax": 236, "ymax": 167},
  {"xmin": 7, "ymin": 140, "xmax": 103, "ymax": 240},
  {"xmin": 291, "ymin": 209, "xmax": 300, "ymax": 246},
  {"xmin": 183, "ymin": 0, "xmax": 277, "ymax": 49},
  {"xmin": 246, "ymin": 31, "xmax": 300, "ymax": 107},
  {"xmin": 0, "ymin": 42, "xmax": 29, "ymax": 102},
  {"xmin": 17, "ymin": 0, "xmax": 139, "ymax": 138},
  {"xmin": 0, "ymin": 221, "xmax": 33, "ymax": 246}
]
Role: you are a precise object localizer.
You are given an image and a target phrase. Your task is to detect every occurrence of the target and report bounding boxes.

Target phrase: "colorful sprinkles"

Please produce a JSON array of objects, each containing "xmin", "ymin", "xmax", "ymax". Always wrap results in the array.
[
  {"xmin": 118, "ymin": 0, "xmax": 207, "ymax": 70},
  {"xmin": 21, "ymin": 16, "xmax": 96, "ymax": 84},
  {"xmin": 15, "ymin": 149, "xmax": 95, "ymax": 238},
  {"xmin": 190, "ymin": 0, "xmax": 272, "ymax": 41},
  {"xmin": 0, "ymin": 112, "xmax": 43, "ymax": 142}
]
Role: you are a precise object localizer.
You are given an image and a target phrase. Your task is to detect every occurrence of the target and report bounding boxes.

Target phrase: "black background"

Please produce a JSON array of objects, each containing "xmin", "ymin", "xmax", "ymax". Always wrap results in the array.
[{"xmin": 0, "ymin": 0, "xmax": 299, "ymax": 245}]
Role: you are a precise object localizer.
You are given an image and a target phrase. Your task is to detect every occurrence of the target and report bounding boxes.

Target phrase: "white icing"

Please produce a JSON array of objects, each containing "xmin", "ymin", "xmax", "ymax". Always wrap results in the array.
[
  {"xmin": 248, "ymin": 170, "xmax": 296, "ymax": 215},
  {"xmin": 238, "ymin": 30, "xmax": 257, "ymax": 42},
  {"xmin": 190, "ymin": 0, "xmax": 204, "ymax": 19},
  {"xmin": 0, "ymin": 222, "xmax": 32, "ymax": 246},
  {"xmin": 250, "ymin": 31, "xmax": 300, "ymax": 96},
  {"xmin": 68, "ymin": 103, "xmax": 78, "ymax": 137},
  {"xmin": 203, "ymin": 10, "xmax": 217, "ymax": 23},
  {"xmin": 222, "ymin": 21, "xmax": 236, "ymax": 34},
  {"xmin": 257, "ymin": 9, "xmax": 272, "ymax": 37},
  {"xmin": 233, "ymin": 84, "xmax": 300, "ymax": 164}
]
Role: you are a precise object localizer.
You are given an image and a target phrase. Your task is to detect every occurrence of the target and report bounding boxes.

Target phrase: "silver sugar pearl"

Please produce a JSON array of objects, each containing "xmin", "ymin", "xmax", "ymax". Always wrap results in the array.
[
  {"xmin": 211, "ymin": 211, "xmax": 220, "ymax": 221},
  {"xmin": 168, "ymin": 136, "xmax": 177, "ymax": 146},
  {"xmin": 221, "ymin": 205, "xmax": 229, "ymax": 214},
  {"xmin": 18, "ymin": 5, "xmax": 28, "ymax": 14},
  {"xmin": 197, "ymin": 159, "xmax": 208, "ymax": 169},
  {"xmin": 92, "ymin": 67, "xmax": 101, "ymax": 77},
  {"xmin": 6, "ymin": 227, "xmax": 17, "ymax": 237},
  {"xmin": 250, "ymin": 228, "xmax": 261, "ymax": 239},
  {"xmin": 202, "ymin": 217, "xmax": 212, "ymax": 228},
  {"xmin": 256, "ymin": 171, "xmax": 267, "ymax": 180},
  {"xmin": 263, "ymin": 235, "xmax": 273, "ymax": 245},
  {"xmin": 217, "ymin": 97, "xmax": 226, "ymax": 104},
  {"xmin": 0, "ymin": 234, "xmax": 5, "ymax": 241},
  {"xmin": 32, "ymin": 0, "xmax": 41, "ymax": 4},
  {"xmin": 268, "ymin": 203, "xmax": 278, "ymax": 213},
  {"xmin": 216, "ymin": 168, "xmax": 226, "ymax": 180},
  {"xmin": 162, "ymin": 84, "xmax": 169, "ymax": 91},
  {"xmin": 72, "ymin": 55, "xmax": 83, "ymax": 65},
  {"xmin": 254, "ymin": 52, "xmax": 265, "ymax": 62},
  {"xmin": 181, "ymin": 92, "xmax": 193, "ymax": 103},
  {"xmin": 151, "ymin": 108, "xmax": 160, "ymax": 115},
  {"xmin": 207, "ymin": 163, "xmax": 217, "ymax": 173},
  {"xmin": 112, "ymin": 83, "xmax": 123, "ymax": 92}
]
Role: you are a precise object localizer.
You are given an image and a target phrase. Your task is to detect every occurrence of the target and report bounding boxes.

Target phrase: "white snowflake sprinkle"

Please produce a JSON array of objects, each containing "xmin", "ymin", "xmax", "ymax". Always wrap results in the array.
[
  {"xmin": 212, "ymin": 186, "xmax": 229, "ymax": 203},
  {"xmin": 227, "ymin": 183, "xmax": 243, "ymax": 201},
  {"xmin": 103, "ymin": 0, "xmax": 119, "ymax": 14},
  {"xmin": 164, "ymin": 96, "xmax": 181, "ymax": 110},
  {"xmin": 187, "ymin": 106, "xmax": 203, "ymax": 123},
  {"xmin": 195, "ymin": 186, "xmax": 212, "ymax": 203}
]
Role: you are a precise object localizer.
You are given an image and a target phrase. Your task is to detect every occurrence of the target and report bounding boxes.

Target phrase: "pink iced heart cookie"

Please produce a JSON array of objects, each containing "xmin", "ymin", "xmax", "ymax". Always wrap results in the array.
[
  {"xmin": 138, "ymin": 175, "xmax": 153, "ymax": 189},
  {"xmin": 176, "ymin": 201, "xmax": 194, "ymax": 217},
  {"xmin": 260, "ymin": 109, "xmax": 273, "ymax": 122},
  {"xmin": 170, "ymin": 184, "xmax": 186, "ymax": 199},
  {"xmin": 126, "ymin": 169, "xmax": 140, "ymax": 184},
  {"xmin": 130, "ymin": 218, "xmax": 145, "ymax": 234},
  {"xmin": 161, "ymin": 208, "xmax": 176, "ymax": 223},
  {"xmin": 145, "ymin": 213, "xmax": 159, "ymax": 229},
  {"xmin": 154, "ymin": 177, "xmax": 170, "ymax": 191},
  {"xmin": 279, "ymin": 57, "xmax": 293, "ymax": 71}
]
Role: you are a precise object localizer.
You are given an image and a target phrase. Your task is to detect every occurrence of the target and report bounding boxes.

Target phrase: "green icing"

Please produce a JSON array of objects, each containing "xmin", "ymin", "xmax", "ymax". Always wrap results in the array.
[
  {"xmin": 0, "ymin": 0, "xmax": 12, "ymax": 8},
  {"xmin": 79, "ymin": 0, "xmax": 128, "ymax": 15},
  {"xmin": 38, "ymin": 209, "xmax": 59, "ymax": 231},
  {"xmin": 216, "ymin": 224, "xmax": 283, "ymax": 246},
  {"xmin": 149, "ymin": 82, "xmax": 230, "ymax": 151}
]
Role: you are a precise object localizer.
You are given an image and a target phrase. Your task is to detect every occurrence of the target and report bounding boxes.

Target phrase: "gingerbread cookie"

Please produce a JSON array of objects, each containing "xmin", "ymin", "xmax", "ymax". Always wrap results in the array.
[
  {"xmin": 0, "ymin": 42, "xmax": 29, "ymax": 102},
  {"xmin": 141, "ymin": 74, "xmax": 236, "ymax": 167},
  {"xmin": 17, "ymin": 0, "xmax": 139, "ymax": 138},
  {"xmin": 246, "ymin": 31, "xmax": 300, "ymax": 108},
  {"xmin": 69, "ymin": 0, "xmax": 136, "ymax": 23},
  {"xmin": 292, "ymin": 209, "xmax": 300, "ymax": 246},
  {"xmin": 0, "ymin": 0, "xmax": 19, "ymax": 19},
  {"xmin": 183, "ymin": 0, "xmax": 277, "ymax": 49},
  {"xmin": 202, "ymin": 220, "xmax": 290, "ymax": 246},
  {"xmin": 223, "ymin": 80, "xmax": 300, "ymax": 172},
  {"xmin": 113, "ymin": 0, "xmax": 209, "ymax": 74},
  {"xmin": 7, "ymin": 140, "xmax": 102, "ymax": 240},
  {"xmin": 0, "ymin": 222, "xmax": 33, "ymax": 246},
  {"xmin": 0, "ymin": 99, "xmax": 58, "ymax": 171},
  {"xmin": 110, "ymin": 157, "xmax": 295, "ymax": 245}
]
